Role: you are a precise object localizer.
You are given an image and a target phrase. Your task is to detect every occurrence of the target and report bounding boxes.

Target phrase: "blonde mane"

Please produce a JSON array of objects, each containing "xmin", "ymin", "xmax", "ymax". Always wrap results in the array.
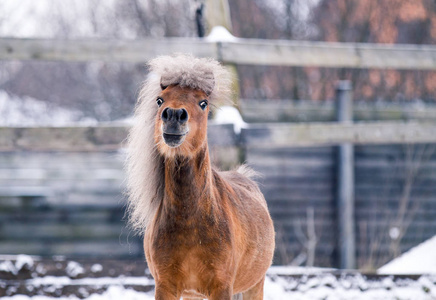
[{"xmin": 125, "ymin": 54, "xmax": 232, "ymax": 234}]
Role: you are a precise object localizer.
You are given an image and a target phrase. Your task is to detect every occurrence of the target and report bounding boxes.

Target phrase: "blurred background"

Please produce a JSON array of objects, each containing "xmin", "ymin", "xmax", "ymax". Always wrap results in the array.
[{"xmin": 1, "ymin": 0, "xmax": 436, "ymax": 272}]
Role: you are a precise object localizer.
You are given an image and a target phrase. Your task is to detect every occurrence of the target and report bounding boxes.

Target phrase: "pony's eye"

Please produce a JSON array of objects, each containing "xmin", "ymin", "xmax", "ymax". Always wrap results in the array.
[
  {"xmin": 199, "ymin": 100, "xmax": 208, "ymax": 110},
  {"xmin": 156, "ymin": 97, "xmax": 164, "ymax": 107}
]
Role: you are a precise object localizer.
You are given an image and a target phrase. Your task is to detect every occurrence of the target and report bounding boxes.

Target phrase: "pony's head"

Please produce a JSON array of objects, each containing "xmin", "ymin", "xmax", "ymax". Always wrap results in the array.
[
  {"xmin": 149, "ymin": 54, "xmax": 231, "ymax": 158},
  {"xmin": 154, "ymin": 84, "xmax": 210, "ymax": 158},
  {"xmin": 126, "ymin": 54, "xmax": 232, "ymax": 233}
]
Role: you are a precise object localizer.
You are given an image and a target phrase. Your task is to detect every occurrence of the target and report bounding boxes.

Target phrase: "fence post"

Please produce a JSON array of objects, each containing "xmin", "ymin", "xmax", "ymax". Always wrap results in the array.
[
  {"xmin": 205, "ymin": 0, "xmax": 240, "ymax": 105},
  {"xmin": 336, "ymin": 80, "xmax": 356, "ymax": 269}
]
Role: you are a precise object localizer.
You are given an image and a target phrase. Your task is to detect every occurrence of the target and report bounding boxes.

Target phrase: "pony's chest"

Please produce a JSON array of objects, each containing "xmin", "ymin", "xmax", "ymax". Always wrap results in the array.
[
  {"xmin": 147, "ymin": 228, "xmax": 229, "ymax": 296},
  {"xmin": 147, "ymin": 209, "xmax": 232, "ymax": 262},
  {"xmin": 153, "ymin": 217, "xmax": 223, "ymax": 250}
]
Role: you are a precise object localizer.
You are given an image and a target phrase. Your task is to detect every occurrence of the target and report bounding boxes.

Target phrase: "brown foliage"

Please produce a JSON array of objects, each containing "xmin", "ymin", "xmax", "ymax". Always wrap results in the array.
[{"xmin": 231, "ymin": 0, "xmax": 436, "ymax": 102}]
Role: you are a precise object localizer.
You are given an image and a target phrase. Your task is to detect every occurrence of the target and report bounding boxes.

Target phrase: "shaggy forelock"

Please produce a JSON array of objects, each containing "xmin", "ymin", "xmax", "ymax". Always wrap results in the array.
[
  {"xmin": 149, "ymin": 54, "xmax": 232, "ymax": 104},
  {"xmin": 125, "ymin": 54, "xmax": 232, "ymax": 234}
]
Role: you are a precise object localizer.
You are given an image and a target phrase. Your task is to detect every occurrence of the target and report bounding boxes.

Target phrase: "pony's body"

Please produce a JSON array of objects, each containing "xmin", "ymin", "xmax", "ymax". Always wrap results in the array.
[
  {"xmin": 145, "ymin": 149, "xmax": 274, "ymax": 299},
  {"xmin": 126, "ymin": 55, "xmax": 275, "ymax": 300}
]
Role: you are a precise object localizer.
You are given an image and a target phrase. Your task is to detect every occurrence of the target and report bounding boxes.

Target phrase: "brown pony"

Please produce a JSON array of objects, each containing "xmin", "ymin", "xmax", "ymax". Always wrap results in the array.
[{"xmin": 126, "ymin": 54, "xmax": 275, "ymax": 300}]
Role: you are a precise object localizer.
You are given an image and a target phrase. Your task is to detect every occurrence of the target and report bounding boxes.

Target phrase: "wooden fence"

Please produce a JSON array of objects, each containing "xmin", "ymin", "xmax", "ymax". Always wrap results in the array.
[
  {"xmin": 1, "ymin": 37, "xmax": 436, "ymax": 69},
  {"xmin": 1, "ymin": 36, "xmax": 436, "ymax": 269},
  {"xmin": 2, "ymin": 121, "xmax": 436, "ymax": 267}
]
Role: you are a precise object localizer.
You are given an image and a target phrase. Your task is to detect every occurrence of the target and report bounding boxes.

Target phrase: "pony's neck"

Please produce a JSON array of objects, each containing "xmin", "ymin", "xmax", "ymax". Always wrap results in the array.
[{"xmin": 163, "ymin": 145, "xmax": 213, "ymax": 209}]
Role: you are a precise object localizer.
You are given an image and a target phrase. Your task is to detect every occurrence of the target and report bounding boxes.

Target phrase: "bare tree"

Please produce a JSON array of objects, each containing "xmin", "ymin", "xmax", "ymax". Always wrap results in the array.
[
  {"xmin": 294, "ymin": 207, "xmax": 318, "ymax": 267},
  {"xmin": 358, "ymin": 144, "xmax": 436, "ymax": 271}
]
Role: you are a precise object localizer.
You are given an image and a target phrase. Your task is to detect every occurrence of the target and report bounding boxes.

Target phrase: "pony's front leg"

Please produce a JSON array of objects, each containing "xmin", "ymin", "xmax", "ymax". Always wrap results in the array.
[
  {"xmin": 154, "ymin": 283, "xmax": 180, "ymax": 300},
  {"xmin": 241, "ymin": 277, "xmax": 265, "ymax": 300},
  {"xmin": 210, "ymin": 287, "xmax": 233, "ymax": 300}
]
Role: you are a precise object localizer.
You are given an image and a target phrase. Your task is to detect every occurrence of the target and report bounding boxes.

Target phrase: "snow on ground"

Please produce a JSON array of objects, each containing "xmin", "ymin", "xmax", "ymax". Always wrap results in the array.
[
  {"xmin": 378, "ymin": 235, "xmax": 436, "ymax": 275},
  {"xmin": 263, "ymin": 273, "xmax": 436, "ymax": 300},
  {"xmin": 2, "ymin": 274, "xmax": 436, "ymax": 300},
  {"xmin": 2, "ymin": 256, "xmax": 436, "ymax": 299},
  {"xmin": 0, "ymin": 90, "xmax": 97, "ymax": 126},
  {"xmin": 1, "ymin": 286, "xmax": 154, "ymax": 300}
]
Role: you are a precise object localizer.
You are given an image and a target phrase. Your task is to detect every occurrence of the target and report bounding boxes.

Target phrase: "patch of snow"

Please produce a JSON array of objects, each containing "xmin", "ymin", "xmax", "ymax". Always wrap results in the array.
[
  {"xmin": 65, "ymin": 261, "xmax": 85, "ymax": 278},
  {"xmin": 378, "ymin": 235, "xmax": 436, "ymax": 275},
  {"xmin": 15, "ymin": 255, "xmax": 34, "ymax": 271},
  {"xmin": 212, "ymin": 106, "xmax": 247, "ymax": 134},
  {"xmin": 264, "ymin": 273, "xmax": 436, "ymax": 300},
  {"xmin": 0, "ymin": 260, "xmax": 17, "ymax": 275},
  {"xmin": 78, "ymin": 287, "xmax": 90, "ymax": 298},
  {"xmin": 35, "ymin": 264, "xmax": 47, "ymax": 276},
  {"xmin": 27, "ymin": 276, "xmax": 155, "ymax": 287},
  {"xmin": 0, "ymin": 90, "xmax": 97, "ymax": 127},
  {"xmin": 1, "ymin": 285, "xmax": 155, "ymax": 300},
  {"xmin": 267, "ymin": 265, "xmax": 335, "ymax": 275},
  {"xmin": 389, "ymin": 226, "xmax": 401, "ymax": 240},
  {"xmin": 2, "ymin": 274, "xmax": 436, "ymax": 300},
  {"xmin": 205, "ymin": 26, "xmax": 238, "ymax": 42},
  {"xmin": 263, "ymin": 276, "xmax": 292, "ymax": 300},
  {"xmin": 3, "ymin": 262, "xmax": 436, "ymax": 300},
  {"xmin": 91, "ymin": 264, "xmax": 103, "ymax": 273}
]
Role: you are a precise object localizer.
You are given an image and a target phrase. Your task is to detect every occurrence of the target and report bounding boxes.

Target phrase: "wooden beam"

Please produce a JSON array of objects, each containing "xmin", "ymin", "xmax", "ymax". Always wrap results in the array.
[
  {"xmin": 0, "ymin": 124, "xmax": 236, "ymax": 152},
  {"xmin": 0, "ymin": 38, "xmax": 216, "ymax": 63},
  {"xmin": 0, "ymin": 126, "xmax": 129, "ymax": 152},
  {"xmin": 221, "ymin": 39, "xmax": 436, "ymax": 70},
  {"xmin": 241, "ymin": 122, "xmax": 436, "ymax": 147},
  {"xmin": 240, "ymin": 99, "xmax": 436, "ymax": 123},
  {"xmin": 2, "ymin": 122, "xmax": 436, "ymax": 152},
  {"xmin": 1, "ymin": 37, "xmax": 436, "ymax": 70}
]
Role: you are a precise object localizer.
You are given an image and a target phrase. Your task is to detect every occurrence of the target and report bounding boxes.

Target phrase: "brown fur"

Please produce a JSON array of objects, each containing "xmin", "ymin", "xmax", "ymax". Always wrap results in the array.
[{"xmin": 127, "ymin": 55, "xmax": 275, "ymax": 300}]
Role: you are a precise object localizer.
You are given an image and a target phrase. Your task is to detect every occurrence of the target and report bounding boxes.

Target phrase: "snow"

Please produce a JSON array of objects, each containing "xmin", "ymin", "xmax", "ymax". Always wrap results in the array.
[
  {"xmin": 0, "ymin": 91, "xmax": 97, "ymax": 127},
  {"xmin": 212, "ymin": 106, "xmax": 247, "ymax": 134},
  {"xmin": 65, "ymin": 262, "xmax": 85, "ymax": 278},
  {"xmin": 2, "ymin": 256, "xmax": 436, "ymax": 299},
  {"xmin": 0, "ymin": 260, "xmax": 17, "ymax": 275},
  {"xmin": 1, "ymin": 286, "xmax": 155, "ymax": 300},
  {"xmin": 27, "ymin": 276, "xmax": 155, "ymax": 287},
  {"xmin": 15, "ymin": 255, "xmax": 34, "ymax": 272},
  {"xmin": 91, "ymin": 264, "xmax": 103, "ymax": 273},
  {"xmin": 1, "ymin": 273, "xmax": 436, "ymax": 299},
  {"xmin": 205, "ymin": 26, "xmax": 238, "ymax": 42},
  {"xmin": 267, "ymin": 265, "xmax": 335, "ymax": 275},
  {"xmin": 378, "ymin": 235, "xmax": 436, "ymax": 275},
  {"xmin": 4, "ymin": 273, "xmax": 435, "ymax": 300},
  {"xmin": 263, "ymin": 273, "xmax": 436, "ymax": 300}
]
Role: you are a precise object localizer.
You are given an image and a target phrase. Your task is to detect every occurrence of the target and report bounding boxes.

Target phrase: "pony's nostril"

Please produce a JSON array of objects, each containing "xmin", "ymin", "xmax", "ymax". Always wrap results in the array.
[
  {"xmin": 161, "ymin": 108, "xmax": 170, "ymax": 121},
  {"xmin": 179, "ymin": 109, "xmax": 188, "ymax": 123}
]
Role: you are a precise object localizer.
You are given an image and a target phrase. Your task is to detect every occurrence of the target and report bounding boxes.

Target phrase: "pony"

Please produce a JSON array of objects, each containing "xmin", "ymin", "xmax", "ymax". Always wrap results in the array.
[{"xmin": 126, "ymin": 54, "xmax": 275, "ymax": 300}]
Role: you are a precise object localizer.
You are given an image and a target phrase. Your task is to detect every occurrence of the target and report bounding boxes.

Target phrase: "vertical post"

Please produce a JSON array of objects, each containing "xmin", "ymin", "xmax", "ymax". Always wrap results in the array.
[
  {"xmin": 205, "ymin": 0, "xmax": 233, "ymax": 32},
  {"xmin": 336, "ymin": 80, "xmax": 356, "ymax": 269},
  {"xmin": 204, "ymin": 0, "xmax": 240, "ymax": 104}
]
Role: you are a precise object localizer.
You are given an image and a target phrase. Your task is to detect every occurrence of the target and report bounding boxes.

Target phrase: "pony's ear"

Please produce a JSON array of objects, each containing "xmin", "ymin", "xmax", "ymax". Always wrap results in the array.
[
  {"xmin": 204, "ymin": 78, "xmax": 215, "ymax": 97},
  {"xmin": 202, "ymin": 70, "xmax": 215, "ymax": 97},
  {"xmin": 160, "ymin": 76, "xmax": 169, "ymax": 90}
]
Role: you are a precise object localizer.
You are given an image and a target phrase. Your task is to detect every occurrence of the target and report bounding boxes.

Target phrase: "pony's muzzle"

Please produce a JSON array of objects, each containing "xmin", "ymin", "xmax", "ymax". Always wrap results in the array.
[{"xmin": 161, "ymin": 107, "xmax": 189, "ymax": 147}]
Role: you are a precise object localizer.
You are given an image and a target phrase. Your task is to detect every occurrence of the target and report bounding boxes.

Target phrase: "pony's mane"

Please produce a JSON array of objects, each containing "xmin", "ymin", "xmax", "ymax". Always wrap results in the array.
[{"xmin": 125, "ymin": 54, "xmax": 232, "ymax": 234}]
